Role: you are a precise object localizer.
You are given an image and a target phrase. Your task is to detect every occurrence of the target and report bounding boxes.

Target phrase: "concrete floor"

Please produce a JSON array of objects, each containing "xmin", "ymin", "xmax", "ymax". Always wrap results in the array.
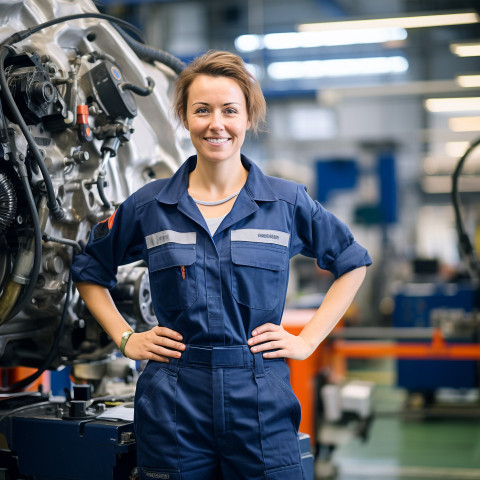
[{"xmin": 315, "ymin": 362, "xmax": 480, "ymax": 480}]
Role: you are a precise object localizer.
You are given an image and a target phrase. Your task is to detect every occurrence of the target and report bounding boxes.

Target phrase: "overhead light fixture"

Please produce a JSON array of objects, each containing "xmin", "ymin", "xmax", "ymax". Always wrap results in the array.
[
  {"xmin": 456, "ymin": 74, "xmax": 480, "ymax": 87},
  {"xmin": 235, "ymin": 28, "xmax": 407, "ymax": 52},
  {"xmin": 421, "ymin": 176, "xmax": 479, "ymax": 194},
  {"xmin": 445, "ymin": 141, "xmax": 470, "ymax": 157},
  {"xmin": 449, "ymin": 116, "xmax": 480, "ymax": 131},
  {"xmin": 450, "ymin": 41, "xmax": 480, "ymax": 57},
  {"xmin": 298, "ymin": 10, "xmax": 479, "ymax": 32},
  {"xmin": 267, "ymin": 56, "xmax": 408, "ymax": 80},
  {"xmin": 424, "ymin": 97, "xmax": 480, "ymax": 112}
]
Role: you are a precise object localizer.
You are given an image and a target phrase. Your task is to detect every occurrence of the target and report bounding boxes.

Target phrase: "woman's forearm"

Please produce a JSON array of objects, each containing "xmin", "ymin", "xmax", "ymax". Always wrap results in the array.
[
  {"xmin": 75, "ymin": 282, "xmax": 133, "ymax": 348},
  {"xmin": 299, "ymin": 265, "xmax": 367, "ymax": 350},
  {"xmin": 75, "ymin": 282, "xmax": 185, "ymax": 361}
]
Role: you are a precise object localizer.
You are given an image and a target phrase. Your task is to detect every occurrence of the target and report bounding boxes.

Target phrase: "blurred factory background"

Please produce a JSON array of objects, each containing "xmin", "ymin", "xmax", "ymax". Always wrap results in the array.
[
  {"xmin": 98, "ymin": 1, "xmax": 480, "ymax": 478},
  {"xmin": 0, "ymin": 0, "xmax": 479, "ymax": 479}
]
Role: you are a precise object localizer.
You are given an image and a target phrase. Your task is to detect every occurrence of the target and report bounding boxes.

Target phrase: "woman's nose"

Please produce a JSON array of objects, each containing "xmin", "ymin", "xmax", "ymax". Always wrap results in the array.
[{"xmin": 209, "ymin": 111, "xmax": 224, "ymax": 130}]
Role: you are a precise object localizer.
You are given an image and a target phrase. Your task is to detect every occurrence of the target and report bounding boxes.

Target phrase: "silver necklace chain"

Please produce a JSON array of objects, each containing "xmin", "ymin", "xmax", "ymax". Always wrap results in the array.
[{"xmin": 191, "ymin": 190, "xmax": 241, "ymax": 206}]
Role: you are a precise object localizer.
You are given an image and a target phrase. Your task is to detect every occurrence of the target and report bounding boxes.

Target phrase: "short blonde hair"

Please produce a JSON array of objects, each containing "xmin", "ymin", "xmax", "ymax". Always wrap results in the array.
[{"xmin": 174, "ymin": 50, "xmax": 266, "ymax": 134}]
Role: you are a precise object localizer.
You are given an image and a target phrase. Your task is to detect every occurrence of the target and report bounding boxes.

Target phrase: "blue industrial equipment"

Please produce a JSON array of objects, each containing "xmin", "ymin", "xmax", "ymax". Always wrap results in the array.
[{"xmin": 393, "ymin": 282, "xmax": 478, "ymax": 391}]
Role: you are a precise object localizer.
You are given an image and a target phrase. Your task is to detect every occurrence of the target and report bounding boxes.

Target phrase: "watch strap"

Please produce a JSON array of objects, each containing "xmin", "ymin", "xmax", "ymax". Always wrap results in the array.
[{"xmin": 120, "ymin": 330, "xmax": 134, "ymax": 357}]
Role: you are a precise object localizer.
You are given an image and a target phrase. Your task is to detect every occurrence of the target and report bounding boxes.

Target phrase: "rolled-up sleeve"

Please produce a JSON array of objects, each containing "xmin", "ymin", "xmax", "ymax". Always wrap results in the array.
[
  {"xmin": 71, "ymin": 194, "xmax": 144, "ymax": 289},
  {"xmin": 290, "ymin": 185, "xmax": 372, "ymax": 278}
]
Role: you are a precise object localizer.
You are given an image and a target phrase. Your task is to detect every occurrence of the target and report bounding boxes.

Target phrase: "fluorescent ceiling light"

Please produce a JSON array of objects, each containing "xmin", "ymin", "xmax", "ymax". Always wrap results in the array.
[
  {"xmin": 450, "ymin": 41, "xmax": 480, "ymax": 57},
  {"xmin": 298, "ymin": 10, "xmax": 479, "ymax": 32},
  {"xmin": 235, "ymin": 28, "xmax": 407, "ymax": 52},
  {"xmin": 267, "ymin": 56, "xmax": 408, "ymax": 80},
  {"xmin": 245, "ymin": 63, "xmax": 262, "ymax": 80},
  {"xmin": 456, "ymin": 74, "xmax": 480, "ymax": 87},
  {"xmin": 421, "ymin": 176, "xmax": 479, "ymax": 194},
  {"xmin": 445, "ymin": 141, "xmax": 470, "ymax": 157},
  {"xmin": 424, "ymin": 97, "xmax": 480, "ymax": 112},
  {"xmin": 423, "ymin": 156, "xmax": 457, "ymax": 175},
  {"xmin": 449, "ymin": 116, "xmax": 480, "ymax": 131}
]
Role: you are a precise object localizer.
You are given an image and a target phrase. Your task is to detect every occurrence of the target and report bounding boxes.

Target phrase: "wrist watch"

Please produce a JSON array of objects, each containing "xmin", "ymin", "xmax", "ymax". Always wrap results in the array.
[{"xmin": 120, "ymin": 330, "xmax": 134, "ymax": 357}]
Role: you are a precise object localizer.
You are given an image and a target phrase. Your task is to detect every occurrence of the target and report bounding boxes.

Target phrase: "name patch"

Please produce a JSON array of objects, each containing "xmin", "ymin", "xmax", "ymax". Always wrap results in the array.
[
  {"xmin": 231, "ymin": 229, "xmax": 289, "ymax": 247},
  {"xmin": 146, "ymin": 230, "xmax": 196, "ymax": 249}
]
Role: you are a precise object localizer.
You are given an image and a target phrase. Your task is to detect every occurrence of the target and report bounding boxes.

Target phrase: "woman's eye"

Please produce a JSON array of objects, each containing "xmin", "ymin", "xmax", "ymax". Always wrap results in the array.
[
  {"xmin": 225, "ymin": 108, "xmax": 238, "ymax": 114},
  {"xmin": 195, "ymin": 107, "xmax": 209, "ymax": 114}
]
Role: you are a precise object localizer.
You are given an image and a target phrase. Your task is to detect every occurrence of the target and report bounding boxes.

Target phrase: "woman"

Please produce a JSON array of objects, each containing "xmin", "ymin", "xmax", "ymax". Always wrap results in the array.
[{"xmin": 72, "ymin": 51, "xmax": 371, "ymax": 480}]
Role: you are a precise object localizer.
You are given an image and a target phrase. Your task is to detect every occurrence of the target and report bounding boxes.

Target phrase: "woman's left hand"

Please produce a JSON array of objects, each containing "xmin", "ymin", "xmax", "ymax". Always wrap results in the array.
[{"xmin": 247, "ymin": 323, "xmax": 315, "ymax": 361}]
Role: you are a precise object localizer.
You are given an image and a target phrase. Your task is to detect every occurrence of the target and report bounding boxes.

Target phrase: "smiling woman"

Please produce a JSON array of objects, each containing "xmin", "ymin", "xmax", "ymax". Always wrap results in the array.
[{"xmin": 72, "ymin": 50, "xmax": 371, "ymax": 480}]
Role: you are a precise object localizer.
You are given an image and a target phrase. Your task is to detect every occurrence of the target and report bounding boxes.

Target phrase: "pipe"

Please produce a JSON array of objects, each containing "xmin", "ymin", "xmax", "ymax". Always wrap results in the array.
[{"xmin": 0, "ymin": 281, "xmax": 22, "ymax": 322}]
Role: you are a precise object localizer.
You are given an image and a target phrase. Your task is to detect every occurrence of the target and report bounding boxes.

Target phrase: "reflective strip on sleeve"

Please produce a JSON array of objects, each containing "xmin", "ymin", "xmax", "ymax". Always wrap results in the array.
[
  {"xmin": 231, "ymin": 229, "xmax": 290, "ymax": 247},
  {"xmin": 146, "ymin": 230, "xmax": 196, "ymax": 249}
]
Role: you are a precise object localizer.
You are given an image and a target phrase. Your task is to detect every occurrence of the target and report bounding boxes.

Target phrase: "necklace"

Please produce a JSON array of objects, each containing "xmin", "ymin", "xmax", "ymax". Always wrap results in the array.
[{"xmin": 191, "ymin": 190, "xmax": 241, "ymax": 206}]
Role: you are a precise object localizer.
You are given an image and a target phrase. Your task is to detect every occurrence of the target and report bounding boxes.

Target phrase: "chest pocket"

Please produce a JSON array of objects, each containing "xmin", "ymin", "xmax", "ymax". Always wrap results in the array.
[
  {"xmin": 148, "ymin": 245, "xmax": 197, "ymax": 310},
  {"xmin": 231, "ymin": 240, "xmax": 287, "ymax": 310}
]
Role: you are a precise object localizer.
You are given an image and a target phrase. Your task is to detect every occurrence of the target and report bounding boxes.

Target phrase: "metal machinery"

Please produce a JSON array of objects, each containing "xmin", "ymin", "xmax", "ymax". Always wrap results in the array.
[
  {"xmin": 0, "ymin": 2, "xmax": 315, "ymax": 478},
  {"xmin": 0, "ymin": 1, "xmax": 189, "ymax": 478}
]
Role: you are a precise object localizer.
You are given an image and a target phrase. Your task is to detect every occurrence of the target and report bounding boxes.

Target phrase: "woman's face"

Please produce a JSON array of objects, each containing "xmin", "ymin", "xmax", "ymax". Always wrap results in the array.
[{"xmin": 184, "ymin": 74, "xmax": 251, "ymax": 166}]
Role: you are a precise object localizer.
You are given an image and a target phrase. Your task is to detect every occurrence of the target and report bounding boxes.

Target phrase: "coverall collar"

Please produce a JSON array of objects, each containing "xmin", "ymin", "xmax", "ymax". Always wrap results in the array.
[{"xmin": 155, "ymin": 154, "xmax": 278, "ymax": 205}]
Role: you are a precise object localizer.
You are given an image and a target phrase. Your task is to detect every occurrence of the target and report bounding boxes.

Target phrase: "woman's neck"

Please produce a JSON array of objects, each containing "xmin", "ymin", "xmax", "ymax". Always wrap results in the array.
[{"xmin": 188, "ymin": 156, "xmax": 248, "ymax": 199}]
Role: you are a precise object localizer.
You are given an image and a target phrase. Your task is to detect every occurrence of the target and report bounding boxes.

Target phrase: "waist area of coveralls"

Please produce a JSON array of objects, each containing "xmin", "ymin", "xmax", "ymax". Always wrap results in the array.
[
  {"xmin": 164, "ymin": 345, "xmax": 288, "ymax": 438},
  {"xmin": 167, "ymin": 344, "xmax": 280, "ymax": 371}
]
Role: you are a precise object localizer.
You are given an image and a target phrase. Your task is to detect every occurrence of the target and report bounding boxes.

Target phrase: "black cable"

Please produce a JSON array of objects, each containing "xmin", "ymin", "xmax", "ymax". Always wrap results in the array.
[
  {"xmin": 0, "ymin": 47, "xmax": 65, "ymax": 221},
  {"xmin": 0, "ymin": 268, "xmax": 73, "ymax": 393},
  {"xmin": 121, "ymin": 77, "xmax": 155, "ymax": 97},
  {"xmin": 112, "ymin": 24, "xmax": 185, "ymax": 74},
  {"xmin": 0, "ymin": 401, "xmax": 51, "ymax": 423},
  {"xmin": 96, "ymin": 170, "xmax": 111, "ymax": 209},
  {"xmin": 451, "ymin": 136, "xmax": 480, "ymax": 283},
  {"xmin": 0, "ymin": 12, "xmax": 145, "ymax": 49},
  {"xmin": 3, "ymin": 162, "xmax": 42, "ymax": 323}
]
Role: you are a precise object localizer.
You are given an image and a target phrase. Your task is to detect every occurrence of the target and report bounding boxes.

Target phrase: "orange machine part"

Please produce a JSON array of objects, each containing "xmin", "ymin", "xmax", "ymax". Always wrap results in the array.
[
  {"xmin": 282, "ymin": 309, "xmax": 480, "ymax": 447},
  {"xmin": 0, "ymin": 367, "xmax": 50, "ymax": 392},
  {"xmin": 283, "ymin": 309, "xmax": 322, "ymax": 445}
]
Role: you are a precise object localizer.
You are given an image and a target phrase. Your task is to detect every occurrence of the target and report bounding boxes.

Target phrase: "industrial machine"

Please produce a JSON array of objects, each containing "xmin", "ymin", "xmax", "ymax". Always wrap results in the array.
[
  {"xmin": 0, "ymin": 0, "xmax": 190, "ymax": 377},
  {"xmin": 0, "ymin": 0, "xmax": 191, "ymax": 478}
]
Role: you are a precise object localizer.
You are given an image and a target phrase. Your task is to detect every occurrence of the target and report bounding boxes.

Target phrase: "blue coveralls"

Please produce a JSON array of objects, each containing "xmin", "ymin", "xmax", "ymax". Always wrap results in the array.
[{"xmin": 72, "ymin": 155, "xmax": 372, "ymax": 480}]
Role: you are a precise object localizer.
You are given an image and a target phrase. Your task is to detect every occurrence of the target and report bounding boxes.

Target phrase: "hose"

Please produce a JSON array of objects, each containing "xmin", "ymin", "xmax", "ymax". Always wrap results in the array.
[
  {"xmin": 112, "ymin": 24, "xmax": 185, "ymax": 74},
  {"xmin": 0, "ymin": 268, "xmax": 73, "ymax": 393},
  {"xmin": 0, "ymin": 172, "xmax": 16, "ymax": 232},
  {"xmin": 0, "ymin": 162, "xmax": 42, "ymax": 324},
  {"xmin": 121, "ymin": 77, "xmax": 155, "ymax": 97},
  {"xmin": 451, "ymin": 136, "xmax": 480, "ymax": 284},
  {"xmin": 96, "ymin": 169, "xmax": 111, "ymax": 209},
  {"xmin": 0, "ymin": 47, "xmax": 65, "ymax": 221},
  {"xmin": 0, "ymin": 12, "xmax": 145, "ymax": 49}
]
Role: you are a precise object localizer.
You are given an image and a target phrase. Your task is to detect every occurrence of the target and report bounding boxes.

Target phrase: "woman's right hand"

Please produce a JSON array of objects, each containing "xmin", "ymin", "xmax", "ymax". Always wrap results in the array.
[{"xmin": 124, "ymin": 326, "xmax": 186, "ymax": 362}]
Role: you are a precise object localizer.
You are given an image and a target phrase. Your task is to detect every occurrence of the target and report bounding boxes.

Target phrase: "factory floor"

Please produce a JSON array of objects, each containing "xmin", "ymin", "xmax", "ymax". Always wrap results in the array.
[{"xmin": 315, "ymin": 360, "xmax": 480, "ymax": 480}]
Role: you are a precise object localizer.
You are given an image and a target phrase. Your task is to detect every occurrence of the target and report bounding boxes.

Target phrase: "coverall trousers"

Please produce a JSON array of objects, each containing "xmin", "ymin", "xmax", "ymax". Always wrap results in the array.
[{"xmin": 135, "ymin": 345, "xmax": 305, "ymax": 480}]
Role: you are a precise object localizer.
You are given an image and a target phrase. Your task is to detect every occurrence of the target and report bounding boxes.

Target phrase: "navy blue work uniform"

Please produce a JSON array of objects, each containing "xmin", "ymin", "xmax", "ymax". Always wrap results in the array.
[{"xmin": 72, "ymin": 155, "xmax": 371, "ymax": 480}]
